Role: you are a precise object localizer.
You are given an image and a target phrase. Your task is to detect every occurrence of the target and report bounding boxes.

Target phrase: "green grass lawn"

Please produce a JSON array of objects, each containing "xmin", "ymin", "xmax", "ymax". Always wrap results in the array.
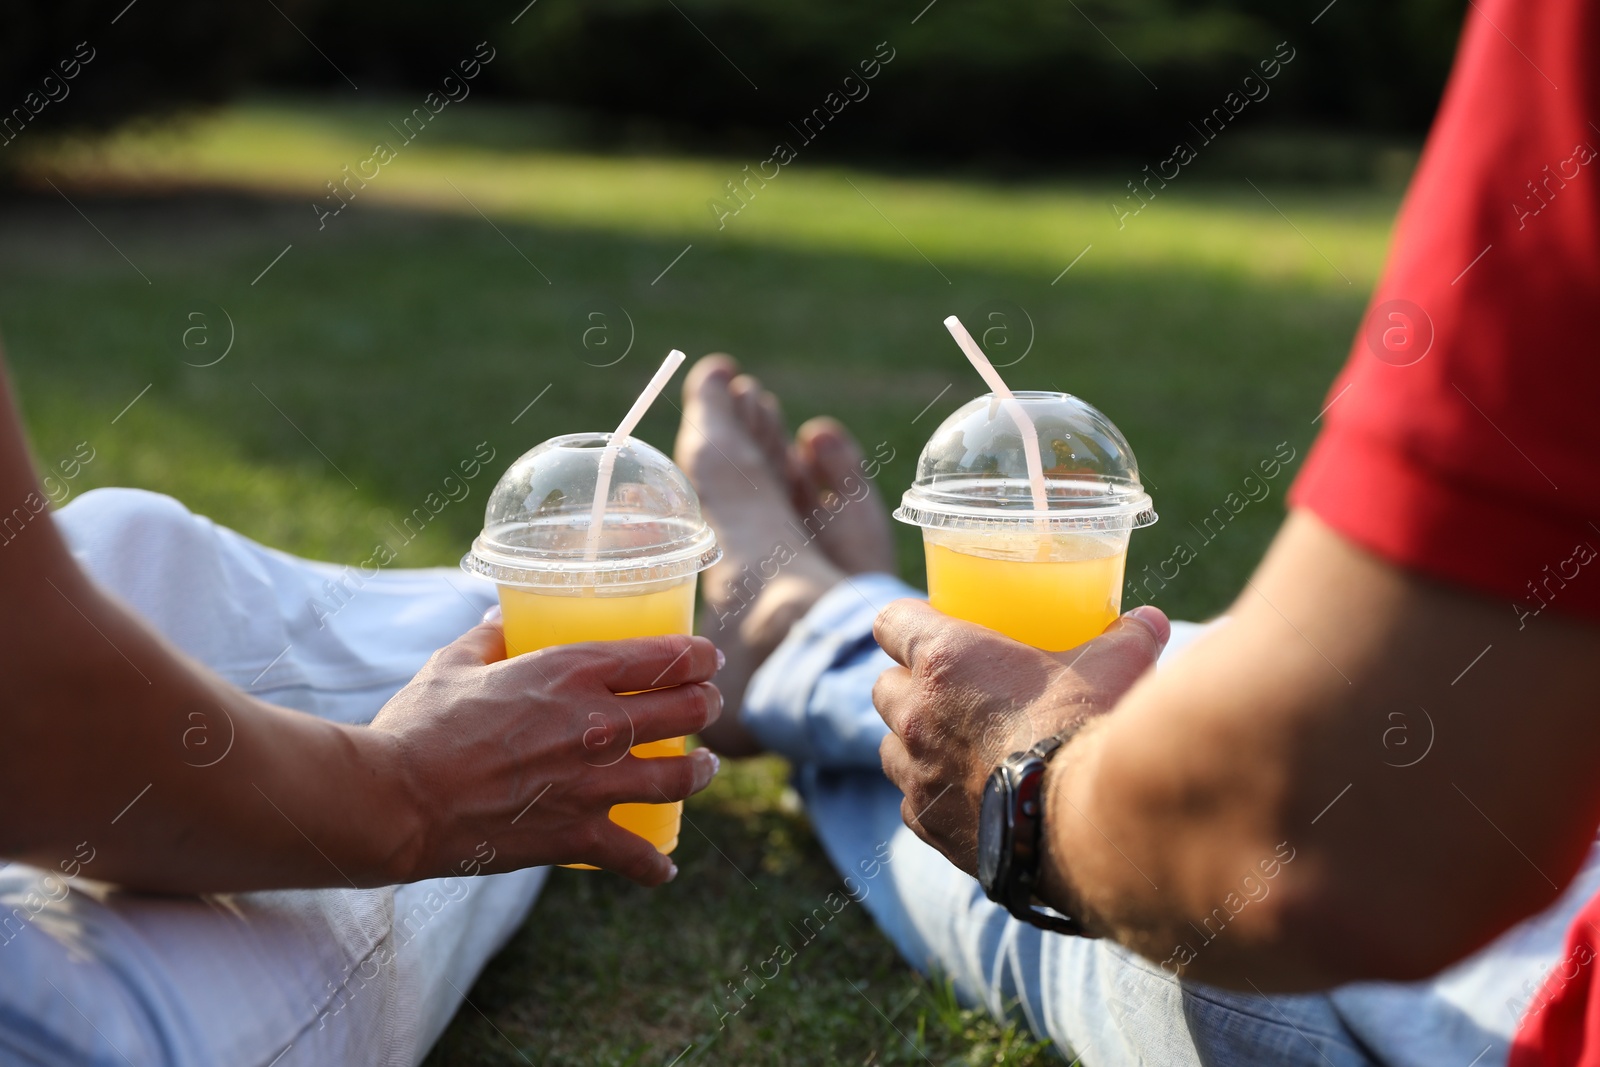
[{"xmin": 1, "ymin": 98, "xmax": 1399, "ymax": 1065}]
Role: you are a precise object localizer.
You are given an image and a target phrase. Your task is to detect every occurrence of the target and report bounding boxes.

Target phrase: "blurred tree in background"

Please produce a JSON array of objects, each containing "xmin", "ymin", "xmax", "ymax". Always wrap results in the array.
[
  {"xmin": 268, "ymin": 0, "xmax": 1468, "ymax": 163},
  {"xmin": 0, "ymin": 1, "xmax": 305, "ymax": 144},
  {"xmin": 3, "ymin": 0, "xmax": 1466, "ymax": 166}
]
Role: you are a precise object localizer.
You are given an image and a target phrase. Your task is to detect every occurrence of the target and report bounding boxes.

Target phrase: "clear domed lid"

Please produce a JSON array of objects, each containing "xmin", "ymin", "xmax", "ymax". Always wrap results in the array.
[
  {"xmin": 895, "ymin": 391, "xmax": 1157, "ymax": 532},
  {"xmin": 462, "ymin": 432, "xmax": 720, "ymax": 588}
]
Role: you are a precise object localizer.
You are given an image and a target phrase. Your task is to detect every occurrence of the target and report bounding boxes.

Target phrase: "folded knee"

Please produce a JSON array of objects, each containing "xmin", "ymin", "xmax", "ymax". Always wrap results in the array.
[
  {"xmin": 53, "ymin": 487, "xmax": 227, "ymax": 598},
  {"xmin": 57, "ymin": 487, "xmax": 203, "ymax": 543}
]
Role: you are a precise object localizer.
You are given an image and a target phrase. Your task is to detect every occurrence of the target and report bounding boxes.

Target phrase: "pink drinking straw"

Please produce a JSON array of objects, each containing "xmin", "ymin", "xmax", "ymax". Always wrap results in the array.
[
  {"xmin": 583, "ymin": 349, "xmax": 688, "ymax": 562},
  {"xmin": 942, "ymin": 315, "xmax": 1051, "ymax": 516}
]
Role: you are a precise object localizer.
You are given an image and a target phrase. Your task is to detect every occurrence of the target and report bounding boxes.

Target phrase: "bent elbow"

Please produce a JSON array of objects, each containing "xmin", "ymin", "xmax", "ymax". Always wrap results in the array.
[{"xmin": 1271, "ymin": 858, "xmax": 1572, "ymax": 988}]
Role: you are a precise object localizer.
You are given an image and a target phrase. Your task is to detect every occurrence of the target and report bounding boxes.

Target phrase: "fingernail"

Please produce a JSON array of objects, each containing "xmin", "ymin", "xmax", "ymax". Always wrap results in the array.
[
  {"xmin": 665, "ymin": 863, "xmax": 680, "ymax": 883},
  {"xmin": 1124, "ymin": 605, "xmax": 1170, "ymax": 644},
  {"xmin": 694, "ymin": 751, "xmax": 726, "ymax": 793},
  {"xmin": 715, "ymin": 647, "xmax": 726, "ymax": 671},
  {"xmin": 481, "ymin": 604, "xmax": 503, "ymax": 624}
]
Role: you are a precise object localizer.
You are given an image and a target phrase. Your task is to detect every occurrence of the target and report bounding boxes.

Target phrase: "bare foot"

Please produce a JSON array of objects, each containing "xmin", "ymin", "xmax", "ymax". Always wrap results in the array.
[
  {"xmin": 675, "ymin": 356, "xmax": 844, "ymax": 756},
  {"xmin": 675, "ymin": 357, "xmax": 901, "ymax": 755},
  {"xmin": 793, "ymin": 417, "xmax": 897, "ymax": 577}
]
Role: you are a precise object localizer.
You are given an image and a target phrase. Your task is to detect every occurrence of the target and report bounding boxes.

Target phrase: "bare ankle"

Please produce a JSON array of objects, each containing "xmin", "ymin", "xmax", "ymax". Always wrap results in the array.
[{"xmin": 742, "ymin": 568, "xmax": 840, "ymax": 652}]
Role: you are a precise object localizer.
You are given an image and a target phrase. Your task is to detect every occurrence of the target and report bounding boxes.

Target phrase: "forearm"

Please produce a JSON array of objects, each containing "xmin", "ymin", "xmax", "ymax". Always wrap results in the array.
[
  {"xmin": 1038, "ymin": 708, "xmax": 1311, "ymax": 988},
  {"xmin": 1036, "ymin": 513, "xmax": 1600, "ymax": 990},
  {"xmin": 3, "ymin": 566, "xmax": 421, "ymax": 892}
]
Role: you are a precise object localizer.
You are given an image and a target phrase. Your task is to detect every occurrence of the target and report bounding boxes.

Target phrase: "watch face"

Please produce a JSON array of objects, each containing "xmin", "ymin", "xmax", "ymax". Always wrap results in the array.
[{"xmin": 977, "ymin": 770, "xmax": 1009, "ymax": 890}]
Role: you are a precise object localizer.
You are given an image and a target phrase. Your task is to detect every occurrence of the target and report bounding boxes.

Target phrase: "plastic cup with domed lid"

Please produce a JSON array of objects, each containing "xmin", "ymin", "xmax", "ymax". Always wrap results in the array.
[
  {"xmin": 894, "ymin": 390, "xmax": 1157, "ymax": 653},
  {"xmin": 462, "ymin": 431, "xmax": 719, "ymax": 863},
  {"xmin": 462, "ymin": 355, "xmax": 719, "ymax": 865}
]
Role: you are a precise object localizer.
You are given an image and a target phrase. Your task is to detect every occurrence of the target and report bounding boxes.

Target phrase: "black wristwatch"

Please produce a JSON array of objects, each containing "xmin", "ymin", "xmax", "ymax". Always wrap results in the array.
[{"xmin": 976, "ymin": 729, "xmax": 1087, "ymax": 935}]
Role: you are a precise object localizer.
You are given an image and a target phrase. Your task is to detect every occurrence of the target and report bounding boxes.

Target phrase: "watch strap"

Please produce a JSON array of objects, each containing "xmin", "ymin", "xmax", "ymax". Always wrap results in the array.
[{"xmin": 999, "ymin": 724, "xmax": 1088, "ymax": 935}]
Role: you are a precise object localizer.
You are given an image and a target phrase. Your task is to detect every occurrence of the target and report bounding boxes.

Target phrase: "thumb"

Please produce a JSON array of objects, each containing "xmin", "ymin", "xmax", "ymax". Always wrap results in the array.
[
  {"xmin": 1053, "ymin": 605, "xmax": 1171, "ymax": 691},
  {"xmin": 1119, "ymin": 604, "xmax": 1171, "ymax": 648},
  {"xmin": 437, "ymin": 609, "xmax": 508, "ymax": 667}
]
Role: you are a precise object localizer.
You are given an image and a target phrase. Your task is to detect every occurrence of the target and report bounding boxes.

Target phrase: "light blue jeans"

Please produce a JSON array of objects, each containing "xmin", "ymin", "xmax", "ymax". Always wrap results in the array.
[
  {"xmin": 743, "ymin": 573, "xmax": 1600, "ymax": 1067},
  {"xmin": 0, "ymin": 489, "xmax": 547, "ymax": 1066}
]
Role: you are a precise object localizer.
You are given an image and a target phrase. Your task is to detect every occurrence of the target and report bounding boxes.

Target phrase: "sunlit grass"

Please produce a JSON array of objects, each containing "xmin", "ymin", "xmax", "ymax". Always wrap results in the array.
[{"xmin": 31, "ymin": 99, "xmax": 1393, "ymax": 287}]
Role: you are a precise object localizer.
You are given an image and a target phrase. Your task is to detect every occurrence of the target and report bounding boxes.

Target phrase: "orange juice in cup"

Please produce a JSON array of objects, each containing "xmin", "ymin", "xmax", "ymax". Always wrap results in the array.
[{"xmin": 922, "ymin": 529, "xmax": 1128, "ymax": 652}]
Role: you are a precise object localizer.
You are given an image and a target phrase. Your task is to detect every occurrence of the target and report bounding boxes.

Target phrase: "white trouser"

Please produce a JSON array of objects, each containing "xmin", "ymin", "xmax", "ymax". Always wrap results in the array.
[{"xmin": 0, "ymin": 488, "xmax": 547, "ymax": 1067}]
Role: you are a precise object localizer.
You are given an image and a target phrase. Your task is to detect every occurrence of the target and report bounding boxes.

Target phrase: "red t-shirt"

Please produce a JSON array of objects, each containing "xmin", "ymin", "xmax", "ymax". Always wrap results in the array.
[
  {"xmin": 1287, "ymin": 1, "xmax": 1600, "ymax": 1060},
  {"xmin": 1289, "ymin": 0, "xmax": 1600, "ymax": 626}
]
